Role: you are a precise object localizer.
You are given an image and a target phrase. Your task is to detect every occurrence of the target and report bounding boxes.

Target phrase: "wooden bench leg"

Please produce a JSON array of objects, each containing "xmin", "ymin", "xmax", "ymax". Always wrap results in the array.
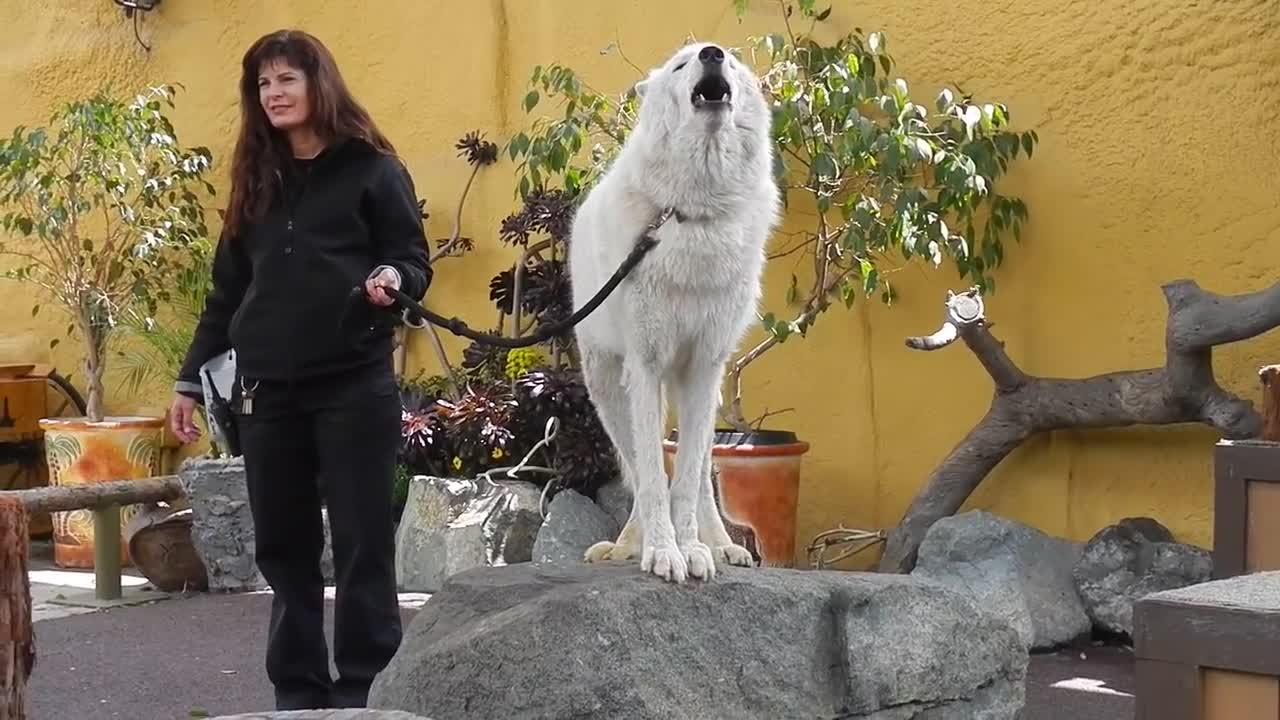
[{"xmin": 92, "ymin": 505, "xmax": 121, "ymax": 602}]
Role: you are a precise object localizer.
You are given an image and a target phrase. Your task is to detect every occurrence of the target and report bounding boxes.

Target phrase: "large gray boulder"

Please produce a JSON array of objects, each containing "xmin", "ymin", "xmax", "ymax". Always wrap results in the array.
[
  {"xmin": 911, "ymin": 510, "xmax": 1091, "ymax": 650},
  {"xmin": 531, "ymin": 489, "xmax": 619, "ymax": 565},
  {"xmin": 179, "ymin": 457, "xmax": 334, "ymax": 592},
  {"xmin": 394, "ymin": 475, "xmax": 543, "ymax": 593},
  {"xmin": 1073, "ymin": 516, "xmax": 1213, "ymax": 636},
  {"xmin": 210, "ymin": 711, "xmax": 430, "ymax": 719},
  {"xmin": 368, "ymin": 562, "xmax": 1028, "ymax": 719}
]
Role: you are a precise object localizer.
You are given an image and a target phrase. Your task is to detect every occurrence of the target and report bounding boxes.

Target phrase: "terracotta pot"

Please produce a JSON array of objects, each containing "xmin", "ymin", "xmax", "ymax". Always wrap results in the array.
[
  {"xmin": 663, "ymin": 428, "xmax": 809, "ymax": 568},
  {"xmin": 37, "ymin": 416, "xmax": 164, "ymax": 568}
]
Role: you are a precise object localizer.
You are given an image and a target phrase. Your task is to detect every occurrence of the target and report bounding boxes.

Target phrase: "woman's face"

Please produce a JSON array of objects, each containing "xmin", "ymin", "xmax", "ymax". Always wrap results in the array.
[{"xmin": 258, "ymin": 57, "xmax": 311, "ymax": 131}]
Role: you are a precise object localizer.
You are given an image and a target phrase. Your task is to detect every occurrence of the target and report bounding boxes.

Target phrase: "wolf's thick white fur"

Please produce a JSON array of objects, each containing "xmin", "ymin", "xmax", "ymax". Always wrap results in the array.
[{"xmin": 568, "ymin": 41, "xmax": 780, "ymax": 583}]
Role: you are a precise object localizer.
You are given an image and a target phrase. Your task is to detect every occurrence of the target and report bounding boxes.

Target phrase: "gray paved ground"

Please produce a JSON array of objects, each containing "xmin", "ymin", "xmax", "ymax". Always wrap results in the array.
[{"xmin": 24, "ymin": 589, "xmax": 1135, "ymax": 720}]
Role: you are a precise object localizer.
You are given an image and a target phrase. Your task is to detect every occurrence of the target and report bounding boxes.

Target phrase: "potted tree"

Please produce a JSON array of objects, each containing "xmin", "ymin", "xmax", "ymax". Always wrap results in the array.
[
  {"xmin": 503, "ymin": 1, "xmax": 1040, "ymax": 566},
  {"xmin": 0, "ymin": 84, "xmax": 215, "ymax": 568}
]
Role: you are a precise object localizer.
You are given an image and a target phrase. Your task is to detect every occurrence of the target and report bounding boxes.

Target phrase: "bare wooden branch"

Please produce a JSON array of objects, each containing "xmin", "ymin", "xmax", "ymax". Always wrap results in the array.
[
  {"xmin": 1262, "ymin": 365, "xmax": 1280, "ymax": 443},
  {"xmin": 2, "ymin": 476, "xmax": 184, "ymax": 515},
  {"xmin": 879, "ymin": 279, "xmax": 1280, "ymax": 574}
]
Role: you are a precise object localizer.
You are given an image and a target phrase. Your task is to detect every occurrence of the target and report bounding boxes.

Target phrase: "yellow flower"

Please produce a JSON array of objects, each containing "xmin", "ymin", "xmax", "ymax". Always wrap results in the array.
[
  {"xmin": 451, "ymin": 456, "xmax": 463, "ymax": 471},
  {"xmin": 491, "ymin": 446, "xmax": 505, "ymax": 460},
  {"xmin": 504, "ymin": 347, "xmax": 547, "ymax": 379}
]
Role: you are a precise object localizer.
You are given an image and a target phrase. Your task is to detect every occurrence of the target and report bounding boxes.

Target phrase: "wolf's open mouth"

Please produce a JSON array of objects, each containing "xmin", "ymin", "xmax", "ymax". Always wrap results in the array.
[{"xmin": 692, "ymin": 75, "xmax": 732, "ymax": 107}]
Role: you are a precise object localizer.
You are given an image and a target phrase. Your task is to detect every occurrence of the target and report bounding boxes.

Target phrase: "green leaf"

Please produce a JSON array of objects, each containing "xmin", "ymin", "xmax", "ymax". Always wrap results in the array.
[
  {"xmin": 812, "ymin": 153, "xmax": 837, "ymax": 179},
  {"xmin": 935, "ymin": 88, "xmax": 954, "ymax": 113},
  {"xmin": 524, "ymin": 90, "xmax": 540, "ymax": 111},
  {"xmin": 840, "ymin": 279, "xmax": 857, "ymax": 307}
]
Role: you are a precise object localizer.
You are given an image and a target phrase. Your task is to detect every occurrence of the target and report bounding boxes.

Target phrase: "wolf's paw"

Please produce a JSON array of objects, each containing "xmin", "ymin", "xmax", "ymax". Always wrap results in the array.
[
  {"xmin": 584, "ymin": 540, "xmax": 639, "ymax": 563},
  {"xmin": 713, "ymin": 543, "xmax": 755, "ymax": 568},
  {"xmin": 641, "ymin": 543, "xmax": 689, "ymax": 583},
  {"xmin": 681, "ymin": 541, "xmax": 716, "ymax": 580}
]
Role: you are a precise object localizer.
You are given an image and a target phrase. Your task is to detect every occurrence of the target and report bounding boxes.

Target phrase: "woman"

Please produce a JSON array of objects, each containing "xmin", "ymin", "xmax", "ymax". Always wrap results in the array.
[{"xmin": 170, "ymin": 29, "xmax": 431, "ymax": 710}]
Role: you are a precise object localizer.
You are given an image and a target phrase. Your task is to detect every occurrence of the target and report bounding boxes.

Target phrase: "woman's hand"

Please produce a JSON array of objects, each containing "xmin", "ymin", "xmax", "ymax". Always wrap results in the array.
[
  {"xmin": 170, "ymin": 394, "xmax": 201, "ymax": 444},
  {"xmin": 365, "ymin": 266, "xmax": 401, "ymax": 307}
]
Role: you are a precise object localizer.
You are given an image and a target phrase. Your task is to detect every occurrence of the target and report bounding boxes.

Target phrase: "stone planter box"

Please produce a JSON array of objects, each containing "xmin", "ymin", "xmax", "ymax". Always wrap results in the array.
[
  {"xmin": 1212, "ymin": 440, "xmax": 1280, "ymax": 579},
  {"xmin": 1134, "ymin": 571, "xmax": 1280, "ymax": 719}
]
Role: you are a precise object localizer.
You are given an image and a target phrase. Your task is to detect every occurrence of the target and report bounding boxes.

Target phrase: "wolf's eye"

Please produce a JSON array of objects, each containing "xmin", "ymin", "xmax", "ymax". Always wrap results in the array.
[{"xmin": 673, "ymin": 62, "xmax": 687, "ymax": 72}]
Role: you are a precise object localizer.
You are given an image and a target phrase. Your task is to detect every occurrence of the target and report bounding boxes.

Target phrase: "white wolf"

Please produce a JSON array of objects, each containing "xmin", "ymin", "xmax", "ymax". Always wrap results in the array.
[{"xmin": 568, "ymin": 41, "xmax": 780, "ymax": 583}]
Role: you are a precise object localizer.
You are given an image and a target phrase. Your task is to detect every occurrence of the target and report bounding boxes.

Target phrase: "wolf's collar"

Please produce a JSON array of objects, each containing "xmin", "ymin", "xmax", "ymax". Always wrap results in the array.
[{"xmin": 645, "ymin": 206, "xmax": 690, "ymax": 234}]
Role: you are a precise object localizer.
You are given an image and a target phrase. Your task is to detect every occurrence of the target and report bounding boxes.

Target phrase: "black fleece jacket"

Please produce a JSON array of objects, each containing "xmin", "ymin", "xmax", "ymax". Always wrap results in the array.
[{"xmin": 175, "ymin": 137, "xmax": 431, "ymax": 400}]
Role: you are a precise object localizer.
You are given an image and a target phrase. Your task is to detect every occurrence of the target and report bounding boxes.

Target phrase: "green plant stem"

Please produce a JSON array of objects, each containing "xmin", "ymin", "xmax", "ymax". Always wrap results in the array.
[{"xmin": 422, "ymin": 323, "xmax": 460, "ymax": 402}]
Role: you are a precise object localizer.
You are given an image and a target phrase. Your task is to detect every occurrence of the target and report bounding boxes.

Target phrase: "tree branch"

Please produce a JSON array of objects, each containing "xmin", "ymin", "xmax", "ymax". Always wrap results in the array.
[{"xmin": 879, "ymin": 279, "xmax": 1280, "ymax": 574}]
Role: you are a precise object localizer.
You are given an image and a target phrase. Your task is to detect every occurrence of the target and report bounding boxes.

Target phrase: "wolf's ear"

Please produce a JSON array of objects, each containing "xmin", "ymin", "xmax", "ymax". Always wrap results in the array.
[{"xmin": 634, "ymin": 68, "xmax": 661, "ymax": 98}]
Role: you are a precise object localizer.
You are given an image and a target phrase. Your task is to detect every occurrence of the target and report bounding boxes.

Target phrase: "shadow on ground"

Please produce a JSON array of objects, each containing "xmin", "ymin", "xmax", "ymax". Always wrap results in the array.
[{"xmin": 26, "ymin": 592, "xmax": 1134, "ymax": 719}]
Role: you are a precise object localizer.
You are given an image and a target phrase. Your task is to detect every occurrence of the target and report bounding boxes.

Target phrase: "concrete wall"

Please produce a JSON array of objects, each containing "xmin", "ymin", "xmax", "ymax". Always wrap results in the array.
[{"xmin": 3, "ymin": 0, "xmax": 1278, "ymax": 565}]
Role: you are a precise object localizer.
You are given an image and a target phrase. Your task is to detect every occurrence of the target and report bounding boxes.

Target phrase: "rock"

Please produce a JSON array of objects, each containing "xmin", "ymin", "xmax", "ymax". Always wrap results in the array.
[
  {"xmin": 911, "ymin": 510, "xmax": 1091, "ymax": 651},
  {"xmin": 209, "ymin": 711, "xmax": 431, "ymax": 719},
  {"xmin": 1073, "ymin": 516, "xmax": 1213, "ymax": 636},
  {"xmin": 594, "ymin": 479, "xmax": 632, "ymax": 530},
  {"xmin": 181, "ymin": 457, "xmax": 265, "ymax": 592},
  {"xmin": 532, "ymin": 489, "xmax": 618, "ymax": 565},
  {"xmin": 368, "ymin": 563, "xmax": 1028, "ymax": 719},
  {"xmin": 180, "ymin": 456, "xmax": 335, "ymax": 592},
  {"xmin": 394, "ymin": 475, "xmax": 542, "ymax": 593}
]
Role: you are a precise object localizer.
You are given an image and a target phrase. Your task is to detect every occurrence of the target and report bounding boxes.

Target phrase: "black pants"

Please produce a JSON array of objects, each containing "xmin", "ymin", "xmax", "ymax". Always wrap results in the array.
[{"xmin": 236, "ymin": 359, "xmax": 404, "ymax": 710}]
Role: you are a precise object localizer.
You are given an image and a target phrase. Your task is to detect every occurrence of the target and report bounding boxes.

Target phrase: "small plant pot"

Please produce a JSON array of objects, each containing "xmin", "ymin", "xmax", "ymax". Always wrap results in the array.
[
  {"xmin": 663, "ymin": 428, "xmax": 809, "ymax": 568},
  {"xmin": 37, "ymin": 416, "xmax": 165, "ymax": 568}
]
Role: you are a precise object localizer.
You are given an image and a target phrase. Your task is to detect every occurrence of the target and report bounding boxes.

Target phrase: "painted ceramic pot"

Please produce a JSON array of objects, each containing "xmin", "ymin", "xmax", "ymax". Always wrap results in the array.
[
  {"xmin": 37, "ymin": 416, "xmax": 164, "ymax": 568},
  {"xmin": 663, "ymin": 428, "xmax": 809, "ymax": 568}
]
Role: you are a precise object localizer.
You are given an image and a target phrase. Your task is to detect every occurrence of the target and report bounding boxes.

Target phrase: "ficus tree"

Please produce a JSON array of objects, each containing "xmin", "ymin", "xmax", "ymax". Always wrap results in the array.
[
  {"xmin": 0, "ymin": 84, "xmax": 215, "ymax": 422},
  {"xmin": 503, "ymin": 0, "xmax": 1040, "ymax": 431}
]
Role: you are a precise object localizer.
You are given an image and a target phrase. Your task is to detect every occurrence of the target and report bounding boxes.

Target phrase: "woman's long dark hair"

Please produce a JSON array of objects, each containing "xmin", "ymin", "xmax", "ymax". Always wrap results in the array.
[{"xmin": 222, "ymin": 29, "xmax": 396, "ymax": 240}]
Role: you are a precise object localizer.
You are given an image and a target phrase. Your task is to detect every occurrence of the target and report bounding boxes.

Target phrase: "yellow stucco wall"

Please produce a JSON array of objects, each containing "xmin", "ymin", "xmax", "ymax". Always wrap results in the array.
[{"xmin": 3, "ymin": 1, "xmax": 1278, "ymax": 566}]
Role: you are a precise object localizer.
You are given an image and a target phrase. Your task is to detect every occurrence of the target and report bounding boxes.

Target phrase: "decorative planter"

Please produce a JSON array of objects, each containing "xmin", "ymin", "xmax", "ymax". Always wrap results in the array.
[
  {"xmin": 663, "ymin": 428, "xmax": 809, "ymax": 568},
  {"xmin": 37, "ymin": 416, "xmax": 164, "ymax": 568}
]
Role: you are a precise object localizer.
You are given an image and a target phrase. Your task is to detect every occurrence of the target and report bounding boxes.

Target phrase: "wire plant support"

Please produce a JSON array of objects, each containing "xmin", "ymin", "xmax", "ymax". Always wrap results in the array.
[
  {"xmin": 807, "ymin": 526, "xmax": 887, "ymax": 569},
  {"xmin": 474, "ymin": 416, "xmax": 564, "ymax": 520}
]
